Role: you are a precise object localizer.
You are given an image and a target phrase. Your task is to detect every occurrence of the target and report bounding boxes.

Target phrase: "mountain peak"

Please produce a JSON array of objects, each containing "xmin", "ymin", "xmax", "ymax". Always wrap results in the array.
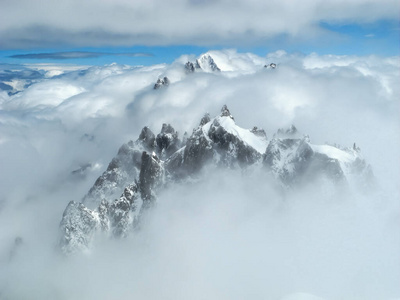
[
  {"xmin": 275, "ymin": 125, "xmax": 300, "ymax": 138},
  {"xmin": 196, "ymin": 54, "xmax": 221, "ymax": 72},
  {"xmin": 185, "ymin": 53, "xmax": 221, "ymax": 73},
  {"xmin": 139, "ymin": 126, "xmax": 156, "ymax": 148},
  {"xmin": 59, "ymin": 106, "xmax": 374, "ymax": 255},
  {"xmin": 220, "ymin": 104, "xmax": 234, "ymax": 120},
  {"xmin": 199, "ymin": 112, "xmax": 211, "ymax": 126},
  {"xmin": 153, "ymin": 77, "xmax": 170, "ymax": 89},
  {"xmin": 264, "ymin": 63, "xmax": 277, "ymax": 69}
]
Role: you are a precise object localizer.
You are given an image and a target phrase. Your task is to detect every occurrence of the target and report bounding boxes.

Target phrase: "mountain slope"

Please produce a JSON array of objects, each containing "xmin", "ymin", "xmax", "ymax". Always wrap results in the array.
[{"xmin": 59, "ymin": 105, "xmax": 373, "ymax": 254}]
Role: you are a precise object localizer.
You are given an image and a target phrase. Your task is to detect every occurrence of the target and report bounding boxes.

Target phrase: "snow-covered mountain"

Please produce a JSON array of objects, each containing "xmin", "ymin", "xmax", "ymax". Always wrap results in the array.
[
  {"xmin": 1, "ymin": 50, "xmax": 398, "ymax": 300},
  {"xmin": 184, "ymin": 53, "xmax": 221, "ymax": 73},
  {"xmin": 195, "ymin": 54, "xmax": 221, "ymax": 72},
  {"xmin": 59, "ymin": 105, "xmax": 373, "ymax": 254}
]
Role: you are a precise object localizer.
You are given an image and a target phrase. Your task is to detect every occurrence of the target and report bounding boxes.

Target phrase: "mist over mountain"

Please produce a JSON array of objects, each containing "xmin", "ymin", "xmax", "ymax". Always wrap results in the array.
[
  {"xmin": 58, "ymin": 103, "xmax": 375, "ymax": 255},
  {"xmin": 0, "ymin": 50, "xmax": 399, "ymax": 299}
]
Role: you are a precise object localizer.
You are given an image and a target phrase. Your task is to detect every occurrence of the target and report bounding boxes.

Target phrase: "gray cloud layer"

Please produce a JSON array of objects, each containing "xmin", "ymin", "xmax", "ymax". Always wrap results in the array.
[
  {"xmin": 0, "ymin": 0, "xmax": 399, "ymax": 48},
  {"xmin": 9, "ymin": 51, "xmax": 153, "ymax": 60}
]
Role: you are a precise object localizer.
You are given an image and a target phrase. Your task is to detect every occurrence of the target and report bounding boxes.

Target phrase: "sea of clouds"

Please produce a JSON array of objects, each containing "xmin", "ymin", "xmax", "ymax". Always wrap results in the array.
[{"xmin": 0, "ymin": 50, "xmax": 399, "ymax": 299}]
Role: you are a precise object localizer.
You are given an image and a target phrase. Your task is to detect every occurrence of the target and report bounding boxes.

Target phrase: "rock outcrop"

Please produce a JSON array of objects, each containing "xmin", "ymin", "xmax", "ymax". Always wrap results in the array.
[
  {"xmin": 59, "ymin": 105, "xmax": 373, "ymax": 254},
  {"xmin": 185, "ymin": 54, "xmax": 221, "ymax": 73},
  {"xmin": 154, "ymin": 77, "xmax": 170, "ymax": 89}
]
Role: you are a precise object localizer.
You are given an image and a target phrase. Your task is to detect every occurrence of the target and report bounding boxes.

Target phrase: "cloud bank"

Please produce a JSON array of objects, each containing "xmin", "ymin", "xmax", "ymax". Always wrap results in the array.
[
  {"xmin": 9, "ymin": 51, "xmax": 153, "ymax": 60},
  {"xmin": 0, "ymin": 0, "xmax": 398, "ymax": 48},
  {"xmin": 0, "ymin": 50, "xmax": 399, "ymax": 299}
]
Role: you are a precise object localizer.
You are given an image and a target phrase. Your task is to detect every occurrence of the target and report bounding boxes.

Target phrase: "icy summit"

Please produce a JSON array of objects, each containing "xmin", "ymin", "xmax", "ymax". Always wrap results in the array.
[{"xmin": 59, "ymin": 105, "xmax": 373, "ymax": 255}]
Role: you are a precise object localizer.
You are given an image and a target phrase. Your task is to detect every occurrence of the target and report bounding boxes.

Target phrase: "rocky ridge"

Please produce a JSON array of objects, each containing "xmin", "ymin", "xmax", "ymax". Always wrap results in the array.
[
  {"xmin": 153, "ymin": 77, "xmax": 170, "ymax": 89},
  {"xmin": 59, "ymin": 105, "xmax": 373, "ymax": 254},
  {"xmin": 185, "ymin": 54, "xmax": 221, "ymax": 73}
]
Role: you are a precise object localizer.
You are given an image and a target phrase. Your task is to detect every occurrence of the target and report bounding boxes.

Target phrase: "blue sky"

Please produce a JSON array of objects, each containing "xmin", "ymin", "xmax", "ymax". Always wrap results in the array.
[{"xmin": 0, "ymin": 1, "xmax": 399, "ymax": 66}]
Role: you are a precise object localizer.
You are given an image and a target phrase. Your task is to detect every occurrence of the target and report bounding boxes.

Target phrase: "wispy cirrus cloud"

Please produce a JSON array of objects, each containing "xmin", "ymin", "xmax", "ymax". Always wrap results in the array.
[{"xmin": 9, "ymin": 51, "xmax": 153, "ymax": 60}]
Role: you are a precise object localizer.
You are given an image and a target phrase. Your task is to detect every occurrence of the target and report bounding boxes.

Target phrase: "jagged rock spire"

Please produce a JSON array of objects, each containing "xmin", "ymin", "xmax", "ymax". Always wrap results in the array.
[
  {"xmin": 287, "ymin": 125, "xmax": 297, "ymax": 135},
  {"xmin": 264, "ymin": 63, "xmax": 276, "ymax": 69},
  {"xmin": 139, "ymin": 126, "xmax": 156, "ymax": 148},
  {"xmin": 185, "ymin": 62, "xmax": 195, "ymax": 73},
  {"xmin": 139, "ymin": 151, "xmax": 164, "ymax": 210},
  {"xmin": 156, "ymin": 124, "xmax": 180, "ymax": 159},
  {"xmin": 160, "ymin": 123, "xmax": 175, "ymax": 134},
  {"xmin": 59, "ymin": 105, "xmax": 375, "ymax": 255},
  {"xmin": 220, "ymin": 105, "xmax": 234, "ymax": 120},
  {"xmin": 251, "ymin": 126, "xmax": 267, "ymax": 139},
  {"xmin": 275, "ymin": 125, "xmax": 299, "ymax": 138},
  {"xmin": 154, "ymin": 77, "xmax": 170, "ymax": 89},
  {"xmin": 199, "ymin": 113, "xmax": 211, "ymax": 126},
  {"xmin": 221, "ymin": 105, "xmax": 229, "ymax": 116},
  {"xmin": 185, "ymin": 54, "xmax": 221, "ymax": 73},
  {"xmin": 196, "ymin": 54, "xmax": 221, "ymax": 72}
]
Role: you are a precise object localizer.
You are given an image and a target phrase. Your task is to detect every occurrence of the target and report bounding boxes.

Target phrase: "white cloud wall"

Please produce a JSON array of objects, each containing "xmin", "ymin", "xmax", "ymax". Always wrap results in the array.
[{"xmin": 0, "ymin": 50, "xmax": 399, "ymax": 299}]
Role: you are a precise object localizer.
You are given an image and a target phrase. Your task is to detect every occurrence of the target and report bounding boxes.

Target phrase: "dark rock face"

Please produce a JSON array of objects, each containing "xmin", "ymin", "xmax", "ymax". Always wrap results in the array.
[
  {"xmin": 208, "ymin": 118, "xmax": 260, "ymax": 167},
  {"xmin": 154, "ymin": 77, "xmax": 170, "ymax": 89},
  {"xmin": 251, "ymin": 126, "xmax": 267, "ymax": 139},
  {"xmin": 109, "ymin": 183, "xmax": 139, "ymax": 237},
  {"xmin": 97, "ymin": 199, "xmax": 110, "ymax": 232},
  {"xmin": 199, "ymin": 113, "xmax": 211, "ymax": 126},
  {"xmin": 59, "ymin": 201, "xmax": 99, "ymax": 254},
  {"xmin": 138, "ymin": 126, "xmax": 156, "ymax": 150},
  {"xmin": 196, "ymin": 54, "xmax": 221, "ymax": 72},
  {"xmin": 263, "ymin": 135, "xmax": 347, "ymax": 186},
  {"xmin": 185, "ymin": 54, "xmax": 221, "ymax": 73},
  {"xmin": 180, "ymin": 126, "xmax": 213, "ymax": 174},
  {"xmin": 156, "ymin": 124, "xmax": 180, "ymax": 159},
  {"xmin": 60, "ymin": 184, "xmax": 141, "ymax": 253},
  {"xmin": 83, "ymin": 127, "xmax": 155, "ymax": 208},
  {"xmin": 275, "ymin": 125, "xmax": 300, "ymax": 138},
  {"xmin": 59, "ymin": 105, "xmax": 374, "ymax": 254},
  {"xmin": 139, "ymin": 152, "xmax": 164, "ymax": 209},
  {"xmin": 264, "ymin": 137, "xmax": 312, "ymax": 185},
  {"xmin": 220, "ymin": 104, "xmax": 233, "ymax": 119},
  {"xmin": 185, "ymin": 62, "xmax": 196, "ymax": 73},
  {"xmin": 264, "ymin": 63, "xmax": 276, "ymax": 69}
]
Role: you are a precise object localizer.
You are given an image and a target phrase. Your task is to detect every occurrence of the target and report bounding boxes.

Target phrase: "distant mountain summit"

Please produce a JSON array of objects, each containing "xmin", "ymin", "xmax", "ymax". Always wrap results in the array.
[
  {"xmin": 59, "ymin": 105, "xmax": 373, "ymax": 254},
  {"xmin": 153, "ymin": 77, "xmax": 170, "ymax": 89},
  {"xmin": 185, "ymin": 53, "xmax": 221, "ymax": 73},
  {"xmin": 195, "ymin": 54, "xmax": 221, "ymax": 72}
]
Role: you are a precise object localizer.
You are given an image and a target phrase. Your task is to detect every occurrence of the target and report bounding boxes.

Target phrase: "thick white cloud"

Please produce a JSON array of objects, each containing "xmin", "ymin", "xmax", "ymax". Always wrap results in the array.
[
  {"xmin": 0, "ymin": 50, "xmax": 399, "ymax": 299},
  {"xmin": 1, "ymin": 49, "xmax": 398, "ymax": 190},
  {"xmin": 0, "ymin": 0, "xmax": 399, "ymax": 48}
]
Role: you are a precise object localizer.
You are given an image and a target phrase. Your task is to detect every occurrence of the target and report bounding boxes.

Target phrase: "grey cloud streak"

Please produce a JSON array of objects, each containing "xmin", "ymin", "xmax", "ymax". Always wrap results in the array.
[
  {"xmin": 0, "ymin": 0, "xmax": 398, "ymax": 48},
  {"xmin": 9, "ymin": 51, "xmax": 153, "ymax": 60}
]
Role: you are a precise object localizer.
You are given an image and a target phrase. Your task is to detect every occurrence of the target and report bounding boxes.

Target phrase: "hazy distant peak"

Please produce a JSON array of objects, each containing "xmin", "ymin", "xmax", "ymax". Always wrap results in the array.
[
  {"xmin": 153, "ymin": 76, "xmax": 170, "ymax": 89},
  {"xmin": 275, "ymin": 125, "xmax": 301, "ymax": 138},
  {"xmin": 199, "ymin": 112, "xmax": 211, "ymax": 126},
  {"xmin": 264, "ymin": 63, "xmax": 277, "ymax": 69}
]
